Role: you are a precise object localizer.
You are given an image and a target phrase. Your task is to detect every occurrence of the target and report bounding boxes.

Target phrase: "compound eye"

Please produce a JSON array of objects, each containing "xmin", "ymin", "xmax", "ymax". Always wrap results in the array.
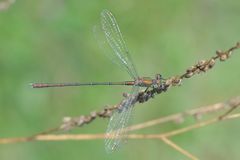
[{"xmin": 156, "ymin": 74, "xmax": 162, "ymax": 80}]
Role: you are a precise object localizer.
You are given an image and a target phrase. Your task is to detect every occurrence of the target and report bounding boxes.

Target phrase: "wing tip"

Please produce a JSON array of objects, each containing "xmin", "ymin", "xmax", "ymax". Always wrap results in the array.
[
  {"xmin": 105, "ymin": 139, "xmax": 120, "ymax": 153},
  {"xmin": 101, "ymin": 9, "xmax": 108, "ymax": 15},
  {"xmin": 101, "ymin": 9, "xmax": 114, "ymax": 18}
]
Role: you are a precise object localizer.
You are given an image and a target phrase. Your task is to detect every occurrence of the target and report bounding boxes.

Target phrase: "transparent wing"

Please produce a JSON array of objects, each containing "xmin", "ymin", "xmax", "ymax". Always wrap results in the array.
[
  {"xmin": 105, "ymin": 85, "xmax": 139, "ymax": 153},
  {"xmin": 100, "ymin": 9, "xmax": 139, "ymax": 80}
]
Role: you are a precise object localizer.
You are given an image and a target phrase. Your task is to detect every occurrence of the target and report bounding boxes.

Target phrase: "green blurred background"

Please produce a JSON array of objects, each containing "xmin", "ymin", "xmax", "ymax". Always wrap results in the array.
[{"xmin": 0, "ymin": 0, "xmax": 240, "ymax": 159}]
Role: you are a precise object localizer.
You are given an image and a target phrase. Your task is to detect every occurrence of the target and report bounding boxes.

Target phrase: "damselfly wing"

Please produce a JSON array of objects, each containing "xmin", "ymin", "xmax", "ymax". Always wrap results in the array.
[{"xmin": 100, "ymin": 9, "xmax": 140, "ymax": 152}]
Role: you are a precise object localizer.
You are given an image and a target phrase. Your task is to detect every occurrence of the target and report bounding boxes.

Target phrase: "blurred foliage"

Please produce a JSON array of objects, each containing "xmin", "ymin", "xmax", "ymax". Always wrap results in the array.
[{"xmin": 0, "ymin": 0, "xmax": 240, "ymax": 159}]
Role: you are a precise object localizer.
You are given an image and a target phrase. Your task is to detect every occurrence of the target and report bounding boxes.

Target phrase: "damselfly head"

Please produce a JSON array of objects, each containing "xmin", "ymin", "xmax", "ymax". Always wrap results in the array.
[{"xmin": 155, "ymin": 74, "xmax": 162, "ymax": 80}]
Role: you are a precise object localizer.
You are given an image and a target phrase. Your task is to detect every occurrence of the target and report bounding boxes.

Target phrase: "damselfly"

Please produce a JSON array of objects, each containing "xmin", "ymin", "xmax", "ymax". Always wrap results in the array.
[{"xmin": 31, "ymin": 9, "xmax": 164, "ymax": 152}]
